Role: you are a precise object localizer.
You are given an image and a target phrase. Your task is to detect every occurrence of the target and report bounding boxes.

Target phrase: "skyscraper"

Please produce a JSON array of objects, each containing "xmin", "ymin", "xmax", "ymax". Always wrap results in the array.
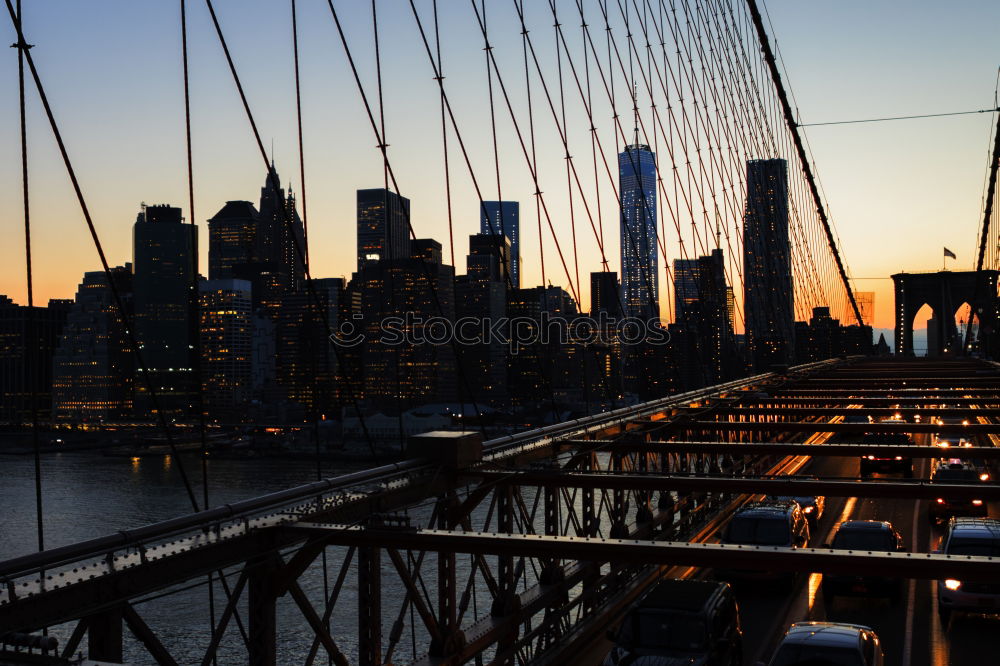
[
  {"xmin": 256, "ymin": 166, "xmax": 306, "ymax": 317},
  {"xmin": 52, "ymin": 266, "xmax": 134, "ymax": 419},
  {"xmin": 0, "ymin": 296, "xmax": 71, "ymax": 423},
  {"xmin": 480, "ymin": 201, "xmax": 520, "ymax": 288},
  {"xmin": 456, "ymin": 235, "xmax": 510, "ymax": 404},
  {"xmin": 672, "ymin": 258, "xmax": 702, "ymax": 321},
  {"xmin": 133, "ymin": 204, "xmax": 197, "ymax": 415},
  {"xmin": 208, "ymin": 200, "xmax": 258, "ymax": 280},
  {"xmin": 199, "ymin": 279, "xmax": 253, "ymax": 416},
  {"xmin": 589, "ymin": 271, "xmax": 621, "ymax": 319},
  {"xmin": 357, "ymin": 188, "xmax": 410, "ymax": 271},
  {"xmin": 356, "ymin": 238, "xmax": 457, "ymax": 409},
  {"xmin": 619, "ymin": 141, "xmax": 658, "ymax": 321},
  {"xmin": 276, "ymin": 278, "xmax": 344, "ymax": 419},
  {"xmin": 258, "ymin": 165, "xmax": 305, "ymax": 285},
  {"xmin": 467, "ymin": 233, "xmax": 512, "ymax": 284},
  {"xmin": 743, "ymin": 158, "xmax": 793, "ymax": 370}
]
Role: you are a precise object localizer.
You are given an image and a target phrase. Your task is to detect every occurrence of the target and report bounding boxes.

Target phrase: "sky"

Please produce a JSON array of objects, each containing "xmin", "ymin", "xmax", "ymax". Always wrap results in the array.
[{"xmin": 1, "ymin": 0, "xmax": 998, "ymax": 331}]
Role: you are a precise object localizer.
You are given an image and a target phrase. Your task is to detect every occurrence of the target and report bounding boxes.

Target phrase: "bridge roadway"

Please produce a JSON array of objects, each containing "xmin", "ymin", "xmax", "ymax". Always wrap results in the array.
[{"xmin": 0, "ymin": 358, "xmax": 998, "ymax": 665}]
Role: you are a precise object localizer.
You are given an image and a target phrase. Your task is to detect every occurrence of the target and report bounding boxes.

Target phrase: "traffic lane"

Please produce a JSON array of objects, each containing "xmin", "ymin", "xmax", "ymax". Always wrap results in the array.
[
  {"xmin": 738, "ymin": 437, "xmax": 934, "ymax": 665},
  {"xmin": 915, "ymin": 457, "xmax": 1000, "ymax": 666},
  {"xmin": 811, "ymin": 455, "xmax": 929, "ymax": 666},
  {"xmin": 727, "ymin": 449, "xmax": 860, "ymax": 664},
  {"xmin": 776, "ymin": 434, "xmax": 1000, "ymax": 666}
]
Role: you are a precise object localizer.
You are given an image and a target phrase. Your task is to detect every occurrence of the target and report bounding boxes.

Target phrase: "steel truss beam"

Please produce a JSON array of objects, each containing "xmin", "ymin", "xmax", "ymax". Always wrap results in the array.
[
  {"xmin": 749, "ymin": 397, "xmax": 1000, "ymax": 406},
  {"xmin": 564, "ymin": 439, "xmax": 1000, "ymax": 459},
  {"xmin": 693, "ymin": 407, "xmax": 1000, "ymax": 418},
  {"xmin": 665, "ymin": 421, "xmax": 1000, "ymax": 434},
  {"xmin": 293, "ymin": 524, "xmax": 999, "ymax": 581},
  {"xmin": 463, "ymin": 470, "xmax": 1000, "ymax": 501},
  {"xmin": 771, "ymin": 390, "xmax": 1000, "ymax": 396}
]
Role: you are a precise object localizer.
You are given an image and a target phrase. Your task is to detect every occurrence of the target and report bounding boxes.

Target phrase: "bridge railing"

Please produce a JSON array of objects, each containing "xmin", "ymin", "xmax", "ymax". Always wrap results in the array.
[{"xmin": 0, "ymin": 358, "xmax": 848, "ymax": 604}]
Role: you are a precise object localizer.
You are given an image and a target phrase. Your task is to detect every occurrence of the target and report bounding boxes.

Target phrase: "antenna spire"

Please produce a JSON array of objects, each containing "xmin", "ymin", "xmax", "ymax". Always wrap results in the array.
[{"xmin": 632, "ymin": 83, "xmax": 639, "ymax": 146}]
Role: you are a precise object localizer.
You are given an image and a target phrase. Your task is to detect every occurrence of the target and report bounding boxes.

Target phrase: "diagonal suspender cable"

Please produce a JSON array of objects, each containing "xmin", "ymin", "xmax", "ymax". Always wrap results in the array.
[
  {"xmin": 200, "ymin": 0, "xmax": 378, "ymax": 460},
  {"xmin": 178, "ymin": 1, "xmax": 220, "ymax": 656},
  {"xmin": 321, "ymin": 0, "xmax": 491, "ymax": 439},
  {"xmin": 745, "ymin": 0, "xmax": 862, "ymax": 326},
  {"xmin": 13, "ymin": 0, "xmax": 44, "ymax": 556},
  {"xmin": 965, "ymin": 101, "xmax": 1000, "ymax": 351},
  {"xmin": 3, "ymin": 0, "xmax": 201, "ymax": 513}
]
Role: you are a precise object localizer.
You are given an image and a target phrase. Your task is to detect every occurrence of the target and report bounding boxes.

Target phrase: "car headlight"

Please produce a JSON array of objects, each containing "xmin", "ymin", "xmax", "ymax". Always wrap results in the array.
[
  {"xmin": 803, "ymin": 506, "xmax": 814, "ymax": 513},
  {"xmin": 944, "ymin": 579, "xmax": 962, "ymax": 591},
  {"xmin": 895, "ymin": 456, "xmax": 903, "ymax": 460},
  {"xmin": 866, "ymin": 455, "xmax": 875, "ymax": 460},
  {"xmin": 980, "ymin": 473, "xmax": 990, "ymax": 482}
]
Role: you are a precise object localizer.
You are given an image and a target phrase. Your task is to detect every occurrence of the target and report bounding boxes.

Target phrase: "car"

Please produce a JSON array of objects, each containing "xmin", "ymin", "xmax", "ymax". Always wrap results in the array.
[
  {"xmin": 771, "ymin": 495, "xmax": 825, "ymax": 528},
  {"xmin": 928, "ymin": 459, "xmax": 989, "ymax": 523},
  {"xmin": 716, "ymin": 501, "xmax": 809, "ymax": 584},
  {"xmin": 898, "ymin": 403, "xmax": 922, "ymax": 423},
  {"xmin": 934, "ymin": 417, "xmax": 973, "ymax": 448},
  {"xmin": 822, "ymin": 521, "xmax": 905, "ymax": 607},
  {"xmin": 602, "ymin": 578, "xmax": 742, "ymax": 666},
  {"xmin": 858, "ymin": 432, "xmax": 913, "ymax": 478},
  {"xmin": 764, "ymin": 622, "xmax": 884, "ymax": 666},
  {"xmin": 936, "ymin": 517, "xmax": 1000, "ymax": 626}
]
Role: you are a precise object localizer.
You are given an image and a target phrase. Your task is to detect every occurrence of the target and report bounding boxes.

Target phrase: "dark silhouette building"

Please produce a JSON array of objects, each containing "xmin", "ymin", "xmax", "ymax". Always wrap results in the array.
[
  {"xmin": 132, "ymin": 204, "xmax": 197, "ymax": 416},
  {"xmin": 456, "ymin": 234, "xmax": 511, "ymax": 404},
  {"xmin": 207, "ymin": 200, "xmax": 258, "ymax": 281},
  {"xmin": 199, "ymin": 279, "xmax": 253, "ymax": 417},
  {"xmin": 357, "ymin": 188, "xmax": 410, "ymax": 271},
  {"xmin": 52, "ymin": 266, "xmax": 134, "ymax": 420},
  {"xmin": 673, "ymin": 258, "xmax": 701, "ymax": 322},
  {"xmin": 672, "ymin": 249, "xmax": 736, "ymax": 384},
  {"xmin": 590, "ymin": 271, "xmax": 622, "ymax": 319},
  {"xmin": 355, "ymin": 238, "xmax": 457, "ymax": 410},
  {"xmin": 467, "ymin": 232, "xmax": 512, "ymax": 285},
  {"xmin": 255, "ymin": 166, "xmax": 306, "ymax": 318},
  {"xmin": 276, "ymin": 278, "xmax": 345, "ymax": 420},
  {"xmin": 0, "ymin": 296, "xmax": 71, "ymax": 424},
  {"xmin": 480, "ymin": 201, "xmax": 520, "ymax": 288},
  {"xmin": 743, "ymin": 158, "xmax": 793, "ymax": 370}
]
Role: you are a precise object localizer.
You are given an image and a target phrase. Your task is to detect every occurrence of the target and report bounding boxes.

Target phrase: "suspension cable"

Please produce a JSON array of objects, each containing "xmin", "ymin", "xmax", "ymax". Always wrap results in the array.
[{"xmin": 3, "ymin": 0, "xmax": 202, "ymax": 513}]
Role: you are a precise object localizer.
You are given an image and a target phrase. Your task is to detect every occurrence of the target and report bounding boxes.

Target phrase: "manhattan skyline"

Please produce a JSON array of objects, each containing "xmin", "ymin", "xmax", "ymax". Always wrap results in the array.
[{"xmin": 0, "ymin": 1, "xmax": 997, "ymax": 330}]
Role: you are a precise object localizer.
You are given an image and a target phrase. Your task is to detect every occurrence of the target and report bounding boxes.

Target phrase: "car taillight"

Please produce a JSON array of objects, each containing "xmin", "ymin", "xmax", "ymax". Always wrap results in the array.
[
  {"xmin": 936, "ymin": 498, "xmax": 945, "ymax": 504},
  {"xmin": 973, "ymin": 500, "xmax": 984, "ymax": 506},
  {"xmin": 980, "ymin": 473, "xmax": 990, "ymax": 481},
  {"xmin": 803, "ymin": 506, "xmax": 814, "ymax": 513},
  {"xmin": 866, "ymin": 455, "xmax": 875, "ymax": 460},
  {"xmin": 894, "ymin": 456, "xmax": 903, "ymax": 460},
  {"xmin": 944, "ymin": 579, "xmax": 962, "ymax": 591}
]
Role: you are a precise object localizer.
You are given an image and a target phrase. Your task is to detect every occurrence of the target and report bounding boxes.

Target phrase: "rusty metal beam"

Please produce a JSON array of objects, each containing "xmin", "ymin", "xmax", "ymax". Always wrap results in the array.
[
  {"xmin": 122, "ymin": 603, "xmax": 178, "ymax": 666},
  {"xmin": 771, "ymin": 390, "xmax": 1000, "ymax": 396},
  {"xmin": 750, "ymin": 397, "xmax": 1000, "ymax": 406},
  {"xmin": 293, "ymin": 524, "xmax": 1000, "ymax": 581},
  {"xmin": 693, "ymin": 407, "xmax": 1000, "ymax": 418},
  {"xmin": 464, "ymin": 470, "xmax": 1000, "ymax": 501},
  {"xmin": 564, "ymin": 439, "xmax": 1000, "ymax": 459},
  {"xmin": 668, "ymin": 420, "xmax": 1000, "ymax": 434}
]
